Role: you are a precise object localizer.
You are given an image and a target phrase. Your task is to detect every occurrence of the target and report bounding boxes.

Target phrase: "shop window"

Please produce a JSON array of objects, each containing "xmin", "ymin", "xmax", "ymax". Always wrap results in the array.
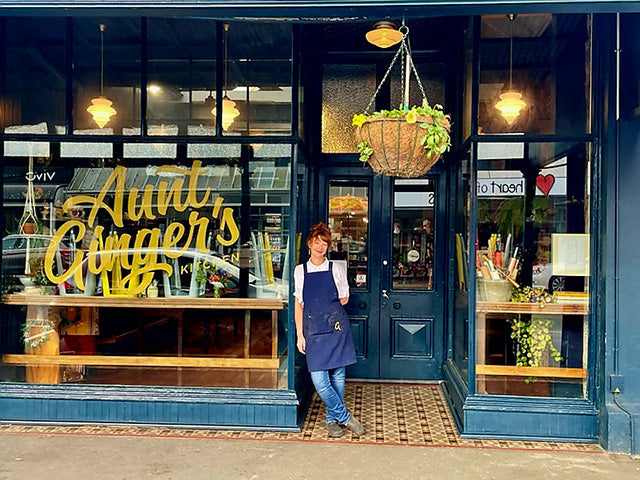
[
  {"xmin": 478, "ymin": 14, "xmax": 591, "ymax": 135},
  {"xmin": 3, "ymin": 17, "xmax": 66, "ymax": 135},
  {"xmin": 474, "ymin": 141, "xmax": 591, "ymax": 398},
  {"xmin": 147, "ymin": 18, "xmax": 218, "ymax": 136},
  {"xmin": 453, "ymin": 150, "xmax": 471, "ymax": 379},
  {"xmin": 72, "ymin": 18, "xmax": 142, "ymax": 134},
  {"xmin": 0, "ymin": 145, "xmax": 290, "ymax": 389},
  {"xmin": 321, "ymin": 64, "xmax": 376, "ymax": 153},
  {"xmin": 224, "ymin": 22, "xmax": 293, "ymax": 136}
]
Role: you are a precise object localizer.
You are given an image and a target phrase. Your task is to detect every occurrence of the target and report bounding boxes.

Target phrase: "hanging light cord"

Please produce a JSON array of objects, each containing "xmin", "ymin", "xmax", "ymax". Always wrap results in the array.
[
  {"xmin": 224, "ymin": 23, "xmax": 229, "ymax": 96},
  {"xmin": 508, "ymin": 14, "xmax": 515, "ymax": 89},
  {"xmin": 99, "ymin": 24, "xmax": 105, "ymax": 95}
]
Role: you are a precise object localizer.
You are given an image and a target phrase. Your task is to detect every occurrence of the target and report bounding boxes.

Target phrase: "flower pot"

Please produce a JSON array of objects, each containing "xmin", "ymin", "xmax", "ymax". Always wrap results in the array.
[
  {"xmin": 357, "ymin": 115, "xmax": 450, "ymax": 178},
  {"xmin": 21, "ymin": 222, "xmax": 37, "ymax": 234}
]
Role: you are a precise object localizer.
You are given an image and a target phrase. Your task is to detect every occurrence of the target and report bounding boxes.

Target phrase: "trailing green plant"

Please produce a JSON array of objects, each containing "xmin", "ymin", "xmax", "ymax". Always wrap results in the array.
[
  {"xmin": 508, "ymin": 285, "xmax": 562, "ymax": 380},
  {"xmin": 508, "ymin": 316, "xmax": 563, "ymax": 368},
  {"xmin": 352, "ymin": 101, "xmax": 451, "ymax": 163}
]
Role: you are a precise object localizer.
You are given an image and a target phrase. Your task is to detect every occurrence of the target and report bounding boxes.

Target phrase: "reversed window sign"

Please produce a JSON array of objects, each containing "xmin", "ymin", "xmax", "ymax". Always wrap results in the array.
[
  {"xmin": 43, "ymin": 161, "xmax": 240, "ymax": 296},
  {"xmin": 477, "ymin": 170, "xmax": 566, "ymax": 197}
]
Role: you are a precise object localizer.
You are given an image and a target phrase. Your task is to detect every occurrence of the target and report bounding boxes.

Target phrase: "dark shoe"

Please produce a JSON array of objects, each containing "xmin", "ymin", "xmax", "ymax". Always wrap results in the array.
[
  {"xmin": 326, "ymin": 421, "xmax": 344, "ymax": 438},
  {"xmin": 342, "ymin": 415, "xmax": 365, "ymax": 436}
]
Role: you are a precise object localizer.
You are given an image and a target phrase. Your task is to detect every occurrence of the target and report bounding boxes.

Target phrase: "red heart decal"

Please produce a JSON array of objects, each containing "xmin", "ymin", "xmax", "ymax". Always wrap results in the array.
[{"xmin": 536, "ymin": 174, "xmax": 555, "ymax": 196}]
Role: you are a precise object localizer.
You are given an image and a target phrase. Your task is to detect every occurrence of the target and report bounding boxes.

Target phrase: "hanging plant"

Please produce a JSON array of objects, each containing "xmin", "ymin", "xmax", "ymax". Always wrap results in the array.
[
  {"xmin": 351, "ymin": 24, "xmax": 452, "ymax": 178},
  {"xmin": 509, "ymin": 316, "xmax": 563, "ymax": 368}
]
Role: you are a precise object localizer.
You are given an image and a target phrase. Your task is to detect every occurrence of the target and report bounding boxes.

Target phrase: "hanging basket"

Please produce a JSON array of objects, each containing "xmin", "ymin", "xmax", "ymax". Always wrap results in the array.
[{"xmin": 357, "ymin": 115, "xmax": 450, "ymax": 178}]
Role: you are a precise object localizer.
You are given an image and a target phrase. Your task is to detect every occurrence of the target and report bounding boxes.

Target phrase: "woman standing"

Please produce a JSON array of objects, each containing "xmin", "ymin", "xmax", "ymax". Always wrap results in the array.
[{"xmin": 294, "ymin": 222, "xmax": 364, "ymax": 438}]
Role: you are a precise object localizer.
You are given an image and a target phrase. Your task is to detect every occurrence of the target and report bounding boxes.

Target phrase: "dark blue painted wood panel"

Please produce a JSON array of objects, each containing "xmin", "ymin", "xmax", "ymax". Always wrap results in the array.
[
  {"xmin": 348, "ymin": 316, "xmax": 367, "ymax": 359},
  {"xmin": 0, "ymin": 384, "xmax": 300, "ymax": 429},
  {"xmin": 392, "ymin": 317, "xmax": 434, "ymax": 359},
  {"xmin": 463, "ymin": 395, "xmax": 598, "ymax": 441}
]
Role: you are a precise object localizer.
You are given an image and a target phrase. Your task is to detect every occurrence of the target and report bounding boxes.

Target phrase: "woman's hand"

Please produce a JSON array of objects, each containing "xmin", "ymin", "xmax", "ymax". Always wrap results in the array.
[{"xmin": 297, "ymin": 334, "xmax": 306, "ymax": 354}]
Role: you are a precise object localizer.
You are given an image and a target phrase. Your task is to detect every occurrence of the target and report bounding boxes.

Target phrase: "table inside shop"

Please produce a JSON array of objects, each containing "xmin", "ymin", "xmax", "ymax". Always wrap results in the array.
[{"xmin": 1, "ymin": 295, "xmax": 285, "ymax": 379}]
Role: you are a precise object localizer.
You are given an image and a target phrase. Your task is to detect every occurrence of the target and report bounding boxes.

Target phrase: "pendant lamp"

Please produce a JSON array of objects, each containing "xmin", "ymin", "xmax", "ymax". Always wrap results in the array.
[
  {"xmin": 365, "ymin": 21, "xmax": 403, "ymax": 49},
  {"xmin": 87, "ymin": 24, "xmax": 117, "ymax": 129},
  {"xmin": 495, "ymin": 15, "xmax": 527, "ymax": 125},
  {"xmin": 211, "ymin": 23, "xmax": 240, "ymax": 131}
]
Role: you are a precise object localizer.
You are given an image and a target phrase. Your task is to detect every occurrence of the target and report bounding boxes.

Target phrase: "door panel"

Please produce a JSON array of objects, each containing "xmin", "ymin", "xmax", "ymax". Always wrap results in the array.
[
  {"xmin": 319, "ymin": 167, "xmax": 445, "ymax": 380},
  {"xmin": 379, "ymin": 176, "xmax": 445, "ymax": 379},
  {"xmin": 320, "ymin": 170, "xmax": 382, "ymax": 378}
]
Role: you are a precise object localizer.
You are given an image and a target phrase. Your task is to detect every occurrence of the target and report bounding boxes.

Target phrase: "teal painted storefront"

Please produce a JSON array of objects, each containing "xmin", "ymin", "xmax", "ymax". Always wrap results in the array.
[{"xmin": 0, "ymin": 1, "xmax": 639, "ymax": 457}]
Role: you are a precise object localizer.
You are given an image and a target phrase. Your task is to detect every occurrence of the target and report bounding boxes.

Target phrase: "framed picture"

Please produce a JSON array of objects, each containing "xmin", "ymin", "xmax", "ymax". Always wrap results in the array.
[{"xmin": 552, "ymin": 233, "xmax": 590, "ymax": 276}]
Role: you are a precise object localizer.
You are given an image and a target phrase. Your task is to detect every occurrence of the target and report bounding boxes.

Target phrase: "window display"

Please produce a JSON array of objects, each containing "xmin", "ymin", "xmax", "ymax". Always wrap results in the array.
[
  {"xmin": 0, "ymin": 147, "xmax": 290, "ymax": 389},
  {"xmin": 475, "ymin": 142, "xmax": 590, "ymax": 397}
]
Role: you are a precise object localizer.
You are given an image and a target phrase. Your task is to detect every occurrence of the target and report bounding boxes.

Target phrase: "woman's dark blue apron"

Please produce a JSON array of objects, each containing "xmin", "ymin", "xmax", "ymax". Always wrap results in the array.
[{"xmin": 302, "ymin": 262, "xmax": 357, "ymax": 372}]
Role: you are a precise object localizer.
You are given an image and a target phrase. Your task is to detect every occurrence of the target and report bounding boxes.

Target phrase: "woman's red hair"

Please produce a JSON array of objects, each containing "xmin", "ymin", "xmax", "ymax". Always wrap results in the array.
[{"xmin": 306, "ymin": 222, "xmax": 332, "ymax": 247}]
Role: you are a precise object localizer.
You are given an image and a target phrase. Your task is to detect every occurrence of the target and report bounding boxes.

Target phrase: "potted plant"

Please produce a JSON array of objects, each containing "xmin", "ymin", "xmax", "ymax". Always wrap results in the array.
[
  {"xmin": 352, "ymin": 101, "xmax": 451, "ymax": 178},
  {"xmin": 196, "ymin": 263, "xmax": 230, "ymax": 298},
  {"xmin": 507, "ymin": 286, "xmax": 563, "ymax": 392}
]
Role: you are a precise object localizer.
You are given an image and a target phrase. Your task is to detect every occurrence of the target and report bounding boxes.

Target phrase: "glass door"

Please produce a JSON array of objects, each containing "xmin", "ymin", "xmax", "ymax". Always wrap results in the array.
[{"xmin": 320, "ymin": 168, "xmax": 446, "ymax": 379}]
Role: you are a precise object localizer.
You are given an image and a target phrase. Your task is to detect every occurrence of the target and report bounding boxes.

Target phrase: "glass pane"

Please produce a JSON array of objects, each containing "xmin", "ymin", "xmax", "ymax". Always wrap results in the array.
[
  {"xmin": 4, "ymin": 17, "xmax": 66, "ymax": 135},
  {"xmin": 475, "ymin": 141, "xmax": 591, "ymax": 397},
  {"xmin": 321, "ymin": 64, "xmax": 376, "ymax": 153},
  {"xmin": 73, "ymin": 19, "xmax": 141, "ymax": 134},
  {"xmin": 453, "ymin": 150, "xmax": 471, "ymax": 380},
  {"xmin": 390, "ymin": 62, "xmax": 445, "ymax": 110},
  {"xmin": 327, "ymin": 180, "xmax": 369, "ymax": 289},
  {"xmin": 147, "ymin": 18, "xmax": 217, "ymax": 135},
  {"xmin": 392, "ymin": 179, "xmax": 435, "ymax": 291},
  {"xmin": 224, "ymin": 22, "xmax": 292, "ymax": 136},
  {"xmin": 478, "ymin": 14, "xmax": 591, "ymax": 135},
  {"xmin": 1, "ymin": 150, "xmax": 290, "ymax": 389}
]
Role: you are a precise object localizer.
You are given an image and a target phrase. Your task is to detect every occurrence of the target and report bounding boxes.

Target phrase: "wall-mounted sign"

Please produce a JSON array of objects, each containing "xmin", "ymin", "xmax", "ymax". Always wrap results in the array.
[{"xmin": 44, "ymin": 161, "xmax": 240, "ymax": 296}]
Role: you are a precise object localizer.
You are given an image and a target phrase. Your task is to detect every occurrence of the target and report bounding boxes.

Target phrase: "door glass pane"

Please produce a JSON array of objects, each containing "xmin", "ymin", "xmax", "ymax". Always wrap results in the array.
[
  {"xmin": 327, "ymin": 180, "xmax": 369, "ymax": 290},
  {"xmin": 392, "ymin": 179, "xmax": 435, "ymax": 291}
]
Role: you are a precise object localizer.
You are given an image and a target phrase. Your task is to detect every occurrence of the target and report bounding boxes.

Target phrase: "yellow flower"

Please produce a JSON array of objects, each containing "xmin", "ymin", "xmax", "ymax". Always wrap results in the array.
[
  {"xmin": 352, "ymin": 114, "xmax": 367, "ymax": 128},
  {"xmin": 406, "ymin": 109, "xmax": 418, "ymax": 124}
]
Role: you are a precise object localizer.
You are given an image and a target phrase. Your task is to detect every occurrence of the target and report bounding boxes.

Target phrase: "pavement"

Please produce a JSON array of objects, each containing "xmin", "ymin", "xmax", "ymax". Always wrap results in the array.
[{"xmin": 1, "ymin": 432, "xmax": 639, "ymax": 480}]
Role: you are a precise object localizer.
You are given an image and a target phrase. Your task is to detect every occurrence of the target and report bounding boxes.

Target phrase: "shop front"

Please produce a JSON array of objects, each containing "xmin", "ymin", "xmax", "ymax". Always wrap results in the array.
[{"xmin": 0, "ymin": 1, "xmax": 639, "ymax": 455}]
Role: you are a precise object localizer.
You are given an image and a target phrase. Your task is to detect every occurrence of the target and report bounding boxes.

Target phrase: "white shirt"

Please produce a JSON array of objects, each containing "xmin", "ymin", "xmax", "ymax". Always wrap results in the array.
[{"xmin": 294, "ymin": 259, "xmax": 350, "ymax": 306}]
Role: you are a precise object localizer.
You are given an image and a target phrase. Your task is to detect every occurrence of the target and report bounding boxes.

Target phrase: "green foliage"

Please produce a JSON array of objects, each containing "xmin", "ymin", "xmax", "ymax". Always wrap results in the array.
[
  {"xmin": 352, "ymin": 101, "xmax": 451, "ymax": 163},
  {"xmin": 509, "ymin": 317, "xmax": 564, "ymax": 367},
  {"xmin": 508, "ymin": 286, "xmax": 562, "ymax": 372}
]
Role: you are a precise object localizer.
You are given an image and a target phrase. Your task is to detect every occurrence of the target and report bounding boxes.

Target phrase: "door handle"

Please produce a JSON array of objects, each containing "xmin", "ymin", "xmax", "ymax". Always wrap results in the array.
[
  {"xmin": 359, "ymin": 302, "xmax": 367, "ymax": 310},
  {"xmin": 381, "ymin": 289, "xmax": 390, "ymax": 299},
  {"xmin": 393, "ymin": 302, "xmax": 401, "ymax": 310}
]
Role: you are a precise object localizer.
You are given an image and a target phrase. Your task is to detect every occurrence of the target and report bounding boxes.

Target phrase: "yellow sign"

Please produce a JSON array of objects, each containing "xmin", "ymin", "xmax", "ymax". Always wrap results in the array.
[{"xmin": 44, "ymin": 161, "xmax": 240, "ymax": 296}]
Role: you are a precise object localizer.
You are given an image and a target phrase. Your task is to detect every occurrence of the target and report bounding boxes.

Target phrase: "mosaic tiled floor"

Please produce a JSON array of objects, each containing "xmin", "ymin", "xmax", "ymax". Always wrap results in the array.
[{"xmin": 0, "ymin": 383, "xmax": 602, "ymax": 452}]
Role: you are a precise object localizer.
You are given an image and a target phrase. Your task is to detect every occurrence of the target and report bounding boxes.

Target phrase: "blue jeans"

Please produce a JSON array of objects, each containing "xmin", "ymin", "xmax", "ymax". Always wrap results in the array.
[{"xmin": 310, "ymin": 367, "xmax": 350, "ymax": 424}]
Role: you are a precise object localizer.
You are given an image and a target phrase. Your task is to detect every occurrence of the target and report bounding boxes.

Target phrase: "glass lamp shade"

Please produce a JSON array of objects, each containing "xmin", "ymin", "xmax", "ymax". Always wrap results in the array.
[
  {"xmin": 495, "ymin": 91, "xmax": 527, "ymax": 125},
  {"xmin": 87, "ymin": 96, "xmax": 117, "ymax": 128},
  {"xmin": 210, "ymin": 95, "xmax": 240, "ymax": 131},
  {"xmin": 365, "ymin": 22, "xmax": 403, "ymax": 49}
]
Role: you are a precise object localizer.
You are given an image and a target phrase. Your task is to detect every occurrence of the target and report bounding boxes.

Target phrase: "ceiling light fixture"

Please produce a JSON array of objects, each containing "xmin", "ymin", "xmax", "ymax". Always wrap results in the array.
[
  {"xmin": 365, "ymin": 21, "xmax": 403, "ymax": 49},
  {"xmin": 87, "ymin": 24, "xmax": 117, "ymax": 128},
  {"xmin": 495, "ymin": 14, "xmax": 527, "ymax": 125},
  {"xmin": 211, "ymin": 23, "xmax": 240, "ymax": 131}
]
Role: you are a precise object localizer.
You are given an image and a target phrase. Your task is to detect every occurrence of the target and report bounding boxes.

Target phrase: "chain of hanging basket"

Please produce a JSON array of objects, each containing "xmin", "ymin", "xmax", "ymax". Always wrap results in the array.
[{"xmin": 353, "ymin": 24, "xmax": 451, "ymax": 178}]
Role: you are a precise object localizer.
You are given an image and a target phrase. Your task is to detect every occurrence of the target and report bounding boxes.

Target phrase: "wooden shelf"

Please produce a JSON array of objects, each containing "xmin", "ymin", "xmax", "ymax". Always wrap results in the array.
[
  {"xmin": 477, "ymin": 301, "xmax": 588, "ymax": 315},
  {"xmin": 1, "ymin": 294, "xmax": 284, "ymax": 310},
  {"xmin": 2, "ymin": 353, "xmax": 285, "ymax": 370},
  {"xmin": 476, "ymin": 364, "xmax": 587, "ymax": 379}
]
